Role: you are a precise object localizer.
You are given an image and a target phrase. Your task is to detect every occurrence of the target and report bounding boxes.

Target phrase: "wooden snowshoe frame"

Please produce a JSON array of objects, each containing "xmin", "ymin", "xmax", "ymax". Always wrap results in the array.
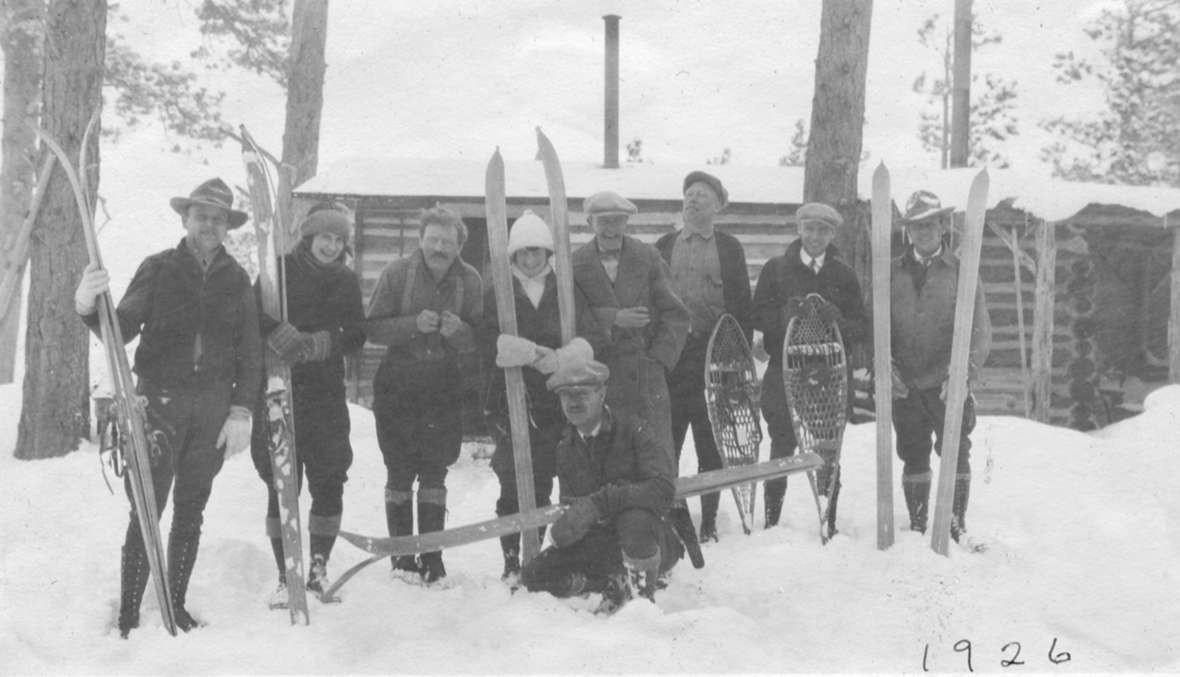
[{"xmin": 704, "ymin": 314, "xmax": 762, "ymax": 534}]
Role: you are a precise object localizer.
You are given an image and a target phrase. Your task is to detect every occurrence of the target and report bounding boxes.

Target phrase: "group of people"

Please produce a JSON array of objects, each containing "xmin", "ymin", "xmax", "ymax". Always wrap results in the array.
[{"xmin": 74, "ymin": 169, "xmax": 990, "ymax": 635}]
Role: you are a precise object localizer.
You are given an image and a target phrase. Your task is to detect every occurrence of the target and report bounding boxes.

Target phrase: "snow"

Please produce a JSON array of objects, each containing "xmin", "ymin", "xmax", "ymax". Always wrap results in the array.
[
  {"xmin": 297, "ymin": 158, "xmax": 1180, "ymax": 224},
  {"xmin": 3, "ymin": 364, "xmax": 1179, "ymax": 672}
]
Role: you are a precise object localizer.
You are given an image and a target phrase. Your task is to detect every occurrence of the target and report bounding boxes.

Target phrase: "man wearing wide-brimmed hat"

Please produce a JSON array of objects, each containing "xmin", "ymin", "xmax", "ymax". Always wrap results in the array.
[
  {"xmin": 890, "ymin": 190, "xmax": 991, "ymax": 545},
  {"xmin": 74, "ymin": 178, "xmax": 262, "ymax": 636},
  {"xmin": 752, "ymin": 201, "xmax": 867, "ymax": 535}
]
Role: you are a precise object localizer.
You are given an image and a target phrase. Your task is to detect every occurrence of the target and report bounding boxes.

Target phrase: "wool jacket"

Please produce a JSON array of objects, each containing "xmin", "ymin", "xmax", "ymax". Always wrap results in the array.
[
  {"xmin": 891, "ymin": 246, "xmax": 992, "ymax": 390},
  {"xmin": 571, "ymin": 234, "xmax": 690, "ymax": 371},
  {"xmin": 257, "ymin": 241, "xmax": 366, "ymax": 398},
  {"xmin": 82, "ymin": 238, "xmax": 262, "ymax": 410},
  {"xmin": 654, "ymin": 228, "xmax": 753, "ymax": 340},
  {"xmin": 555, "ymin": 408, "xmax": 676, "ymax": 518},
  {"xmin": 753, "ymin": 238, "xmax": 867, "ymax": 365},
  {"xmin": 364, "ymin": 249, "xmax": 483, "ymax": 369}
]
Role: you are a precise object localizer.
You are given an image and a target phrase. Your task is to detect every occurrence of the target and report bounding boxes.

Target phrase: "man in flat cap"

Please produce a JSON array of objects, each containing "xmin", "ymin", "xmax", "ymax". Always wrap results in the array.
[
  {"xmin": 74, "ymin": 178, "xmax": 262, "ymax": 636},
  {"xmin": 891, "ymin": 190, "xmax": 990, "ymax": 545},
  {"xmin": 519, "ymin": 358, "xmax": 683, "ymax": 613},
  {"xmin": 654, "ymin": 171, "xmax": 752, "ymax": 542},
  {"xmin": 571, "ymin": 191, "xmax": 689, "ymax": 460},
  {"xmin": 752, "ymin": 201, "xmax": 866, "ymax": 534},
  {"xmin": 365, "ymin": 205, "xmax": 483, "ymax": 583}
]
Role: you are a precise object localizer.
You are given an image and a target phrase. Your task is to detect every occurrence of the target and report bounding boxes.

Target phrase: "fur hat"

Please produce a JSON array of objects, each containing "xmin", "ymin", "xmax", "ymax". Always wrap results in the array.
[
  {"xmin": 169, "ymin": 178, "xmax": 248, "ymax": 229},
  {"xmin": 683, "ymin": 170, "xmax": 728, "ymax": 207},
  {"xmin": 546, "ymin": 358, "xmax": 611, "ymax": 391},
  {"xmin": 507, "ymin": 210, "xmax": 553, "ymax": 256},
  {"xmin": 795, "ymin": 202, "xmax": 844, "ymax": 229},
  {"xmin": 300, "ymin": 202, "xmax": 353, "ymax": 240}
]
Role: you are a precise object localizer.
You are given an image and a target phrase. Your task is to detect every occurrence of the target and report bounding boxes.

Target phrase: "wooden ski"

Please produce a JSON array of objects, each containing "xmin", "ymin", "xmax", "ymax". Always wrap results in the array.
[
  {"xmin": 241, "ymin": 125, "xmax": 309, "ymax": 622},
  {"xmin": 33, "ymin": 116, "xmax": 177, "ymax": 635},
  {"xmin": 485, "ymin": 148, "xmax": 541, "ymax": 563},
  {"xmin": 871, "ymin": 162, "xmax": 895, "ymax": 550},
  {"xmin": 535, "ymin": 128, "xmax": 576, "ymax": 343},
  {"xmin": 930, "ymin": 169, "xmax": 990, "ymax": 556}
]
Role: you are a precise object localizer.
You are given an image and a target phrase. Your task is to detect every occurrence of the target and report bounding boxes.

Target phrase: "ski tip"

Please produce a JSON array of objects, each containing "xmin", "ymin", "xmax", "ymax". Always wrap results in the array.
[{"xmin": 874, "ymin": 160, "xmax": 887, "ymax": 174}]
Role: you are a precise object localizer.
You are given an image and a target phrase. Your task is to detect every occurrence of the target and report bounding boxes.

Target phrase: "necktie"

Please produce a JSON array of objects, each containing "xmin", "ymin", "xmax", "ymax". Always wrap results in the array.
[{"xmin": 810, "ymin": 259, "xmax": 820, "ymax": 275}]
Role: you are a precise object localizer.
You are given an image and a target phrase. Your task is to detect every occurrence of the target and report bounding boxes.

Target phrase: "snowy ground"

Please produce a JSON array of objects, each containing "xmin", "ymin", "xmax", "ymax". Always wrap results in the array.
[{"xmin": 2, "ymin": 367, "xmax": 1178, "ymax": 673}]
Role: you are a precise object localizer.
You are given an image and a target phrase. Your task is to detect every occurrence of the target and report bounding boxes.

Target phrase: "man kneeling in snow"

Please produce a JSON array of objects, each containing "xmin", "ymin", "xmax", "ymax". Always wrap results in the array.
[{"xmin": 520, "ymin": 359, "xmax": 684, "ymax": 613}]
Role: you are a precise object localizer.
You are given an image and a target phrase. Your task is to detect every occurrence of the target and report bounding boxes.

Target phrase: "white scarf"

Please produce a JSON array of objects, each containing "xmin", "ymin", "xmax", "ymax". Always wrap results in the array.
[{"xmin": 512, "ymin": 262, "xmax": 551, "ymax": 309}]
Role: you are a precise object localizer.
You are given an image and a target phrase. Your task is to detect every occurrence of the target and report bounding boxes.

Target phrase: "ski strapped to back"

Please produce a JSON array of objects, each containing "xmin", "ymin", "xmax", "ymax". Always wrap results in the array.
[
  {"xmin": 485, "ymin": 148, "xmax": 541, "ymax": 563},
  {"xmin": 703, "ymin": 314, "xmax": 762, "ymax": 534},
  {"xmin": 324, "ymin": 452, "xmax": 822, "ymax": 598},
  {"xmin": 871, "ymin": 162, "xmax": 895, "ymax": 550},
  {"xmin": 782, "ymin": 294, "xmax": 849, "ymax": 544},
  {"xmin": 240, "ymin": 126, "xmax": 310, "ymax": 622},
  {"xmin": 930, "ymin": 168, "xmax": 990, "ymax": 556},
  {"xmin": 32, "ymin": 115, "xmax": 178, "ymax": 636}
]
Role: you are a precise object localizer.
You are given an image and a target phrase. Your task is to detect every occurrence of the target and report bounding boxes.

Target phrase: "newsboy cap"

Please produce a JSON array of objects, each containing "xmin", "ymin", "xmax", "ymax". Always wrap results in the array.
[
  {"xmin": 795, "ymin": 202, "xmax": 844, "ymax": 229},
  {"xmin": 582, "ymin": 191, "xmax": 637, "ymax": 216},
  {"xmin": 546, "ymin": 358, "xmax": 611, "ymax": 392},
  {"xmin": 169, "ymin": 178, "xmax": 249, "ymax": 229},
  {"xmin": 683, "ymin": 170, "xmax": 728, "ymax": 207}
]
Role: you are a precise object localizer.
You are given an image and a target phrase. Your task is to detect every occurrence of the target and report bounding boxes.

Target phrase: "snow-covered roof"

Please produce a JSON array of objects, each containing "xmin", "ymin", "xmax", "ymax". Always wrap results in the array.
[{"xmin": 296, "ymin": 157, "xmax": 1180, "ymax": 224}]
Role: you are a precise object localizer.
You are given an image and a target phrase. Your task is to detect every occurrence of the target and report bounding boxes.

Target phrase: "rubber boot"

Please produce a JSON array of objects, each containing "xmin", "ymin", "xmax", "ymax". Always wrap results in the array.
[
  {"xmin": 902, "ymin": 471, "xmax": 932, "ymax": 533},
  {"xmin": 417, "ymin": 487, "xmax": 447, "ymax": 583},
  {"xmin": 384, "ymin": 489, "xmax": 416, "ymax": 573},
  {"xmin": 167, "ymin": 528, "xmax": 202, "ymax": 632},
  {"xmin": 950, "ymin": 474, "xmax": 970, "ymax": 542},
  {"xmin": 116, "ymin": 521, "xmax": 150, "ymax": 638},
  {"xmin": 764, "ymin": 478, "xmax": 785, "ymax": 528},
  {"xmin": 698, "ymin": 492, "xmax": 719, "ymax": 542}
]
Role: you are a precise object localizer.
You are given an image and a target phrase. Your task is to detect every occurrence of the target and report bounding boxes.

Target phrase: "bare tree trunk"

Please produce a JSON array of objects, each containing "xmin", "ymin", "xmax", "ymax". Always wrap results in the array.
[
  {"xmin": 0, "ymin": 0, "xmax": 45, "ymax": 384},
  {"xmin": 278, "ymin": 0, "xmax": 328, "ymax": 238},
  {"xmin": 15, "ymin": 0, "xmax": 105, "ymax": 459},
  {"xmin": 803, "ymin": 0, "xmax": 873, "ymax": 356}
]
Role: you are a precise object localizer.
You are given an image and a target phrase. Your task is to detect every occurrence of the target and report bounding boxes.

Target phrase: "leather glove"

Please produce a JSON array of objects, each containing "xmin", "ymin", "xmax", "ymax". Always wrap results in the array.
[
  {"xmin": 266, "ymin": 321, "xmax": 305, "ymax": 364},
  {"xmin": 216, "ymin": 406, "xmax": 252, "ymax": 458},
  {"xmin": 298, "ymin": 330, "xmax": 333, "ymax": 363},
  {"xmin": 74, "ymin": 262, "xmax": 110, "ymax": 316},
  {"xmin": 534, "ymin": 337, "xmax": 593, "ymax": 374},
  {"xmin": 551, "ymin": 497, "xmax": 600, "ymax": 548},
  {"xmin": 439, "ymin": 310, "xmax": 462, "ymax": 338},
  {"xmin": 496, "ymin": 334, "xmax": 540, "ymax": 368},
  {"xmin": 891, "ymin": 364, "xmax": 909, "ymax": 400},
  {"xmin": 816, "ymin": 301, "xmax": 842, "ymax": 324}
]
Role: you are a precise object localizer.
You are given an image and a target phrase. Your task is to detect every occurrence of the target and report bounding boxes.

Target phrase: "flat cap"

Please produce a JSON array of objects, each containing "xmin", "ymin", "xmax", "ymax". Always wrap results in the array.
[
  {"xmin": 546, "ymin": 358, "xmax": 611, "ymax": 392},
  {"xmin": 583, "ymin": 191, "xmax": 637, "ymax": 216},
  {"xmin": 683, "ymin": 170, "xmax": 728, "ymax": 207},
  {"xmin": 795, "ymin": 202, "xmax": 844, "ymax": 229}
]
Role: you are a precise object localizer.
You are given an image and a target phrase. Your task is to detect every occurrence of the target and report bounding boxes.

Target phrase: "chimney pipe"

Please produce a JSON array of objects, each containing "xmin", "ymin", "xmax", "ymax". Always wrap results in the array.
[{"xmin": 603, "ymin": 14, "xmax": 620, "ymax": 169}]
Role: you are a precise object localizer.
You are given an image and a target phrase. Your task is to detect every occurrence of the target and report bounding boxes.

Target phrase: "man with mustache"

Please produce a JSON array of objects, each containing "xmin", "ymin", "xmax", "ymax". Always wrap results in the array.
[
  {"xmin": 74, "ymin": 178, "xmax": 262, "ymax": 636},
  {"xmin": 365, "ymin": 206, "xmax": 483, "ymax": 583},
  {"xmin": 655, "ymin": 171, "xmax": 752, "ymax": 542}
]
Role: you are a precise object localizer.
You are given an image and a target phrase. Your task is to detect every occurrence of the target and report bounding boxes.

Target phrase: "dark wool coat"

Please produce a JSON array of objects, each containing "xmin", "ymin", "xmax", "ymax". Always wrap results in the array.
[
  {"xmin": 555, "ymin": 409, "xmax": 676, "ymax": 518},
  {"xmin": 84, "ymin": 238, "xmax": 262, "ymax": 409},
  {"xmin": 891, "ymin": 247, "xmax": 991, "ymax": 390},
  {"xmin": 752, "ymin": 239, "xmax": 868, "ymax": 366}
]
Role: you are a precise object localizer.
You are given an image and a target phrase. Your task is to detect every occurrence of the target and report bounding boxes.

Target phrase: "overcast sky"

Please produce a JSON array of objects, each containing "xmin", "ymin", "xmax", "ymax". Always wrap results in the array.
[{"xmin": 106, "ymin": 0, "xmax": 1111, "ymax": 179}]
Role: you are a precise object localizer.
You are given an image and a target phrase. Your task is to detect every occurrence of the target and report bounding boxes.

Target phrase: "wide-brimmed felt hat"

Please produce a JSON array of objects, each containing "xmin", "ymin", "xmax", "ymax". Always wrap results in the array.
[
  {"xmin": 169, "ymin": 178, "xmax": 249, "ymax": 229},
  {"xmin": 901, "ymin": 190, "xmax": 954, "ymax": 223}
]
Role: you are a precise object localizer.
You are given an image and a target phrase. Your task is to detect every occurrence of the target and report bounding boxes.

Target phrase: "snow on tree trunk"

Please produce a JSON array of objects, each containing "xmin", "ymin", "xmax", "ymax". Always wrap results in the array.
[
  {"xmin": 803, "ymin": 0, "xmax": 873, "ymax": 353},
  {"xmin": 0, "ymin": 0, "xmax": 44, "ymax": 384},
  {"xmin": 278, "ymin": 0, "xmax": 328, "ymax": 239},
  {"xmin": 15, "ymin": 0, "xmax": 105, "ymax": 459}
]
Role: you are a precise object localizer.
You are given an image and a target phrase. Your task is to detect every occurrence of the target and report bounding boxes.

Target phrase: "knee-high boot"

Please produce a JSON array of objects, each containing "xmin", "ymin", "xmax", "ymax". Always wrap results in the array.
[
  {"xmin": 117, "ymin": 520, "xmax": 151, "ymax": 638},
  {"xmin": 308, "ymin": 513, "xmax": 341, "ymax": 596},
  {"xmin": 167, "ymin": 527, "xmax": 202, "ymax": 632},
  {"xmin": 385, "ymin": 488, "xmax": 416, "ymax": 573},
  {"xmin": 951, "ymin": 474, "xmax": 971, "ymax": 542},
  {"xmin": 902, "ymin": 471, "xmax": 932, "ymax": 533},
  {"xmin": 417, "ymin": 487, "xmax": 447, "ymax": 583},
  {"xmin": 699, "ymin": 492, "xmax": 720, "ymax": 542}
]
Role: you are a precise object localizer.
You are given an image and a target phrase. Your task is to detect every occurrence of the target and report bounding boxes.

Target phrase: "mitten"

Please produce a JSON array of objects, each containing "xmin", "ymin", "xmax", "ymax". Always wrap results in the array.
[
  {"xmin": 496, "ymin": 334, "xmax": 540, "ymax": 368},
  {"xmin": 550, "ymin": 497, "xmax": 600, "ymax": 548},
  {"xmin": 266, "ymin": 322, "xmax": 305, "ymax": 363},
  {"xmin": 299, "ymin": 330, "xmax": 333, "ymax": 363}
]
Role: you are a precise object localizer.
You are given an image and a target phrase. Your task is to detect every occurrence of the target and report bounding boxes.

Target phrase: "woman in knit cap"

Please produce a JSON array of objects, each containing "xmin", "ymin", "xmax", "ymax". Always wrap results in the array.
[
  {"xmin": 479, "ymin": 210, "xmax": 606, "ymax": 583},
  {"xmin": 251, "ymin": 200, "xmax": 366, "ymax": 606}
]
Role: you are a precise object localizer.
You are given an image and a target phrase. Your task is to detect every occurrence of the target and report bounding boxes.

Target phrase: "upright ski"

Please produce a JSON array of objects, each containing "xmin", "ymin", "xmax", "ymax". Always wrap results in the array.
[
  {"xmin": 930, "ymin": 169, "xmax": 990, "ymax": 556},
  {"xmin": 871, "ymin": 162, "xmax": 895, "ymax": 550},
  {"xmin": 240, "ymin": 126, "xmax": 310, "ymax": 622},
  {"xmin": 33, "ymin": 117, "xmax": 177, "ymax": 636},
  {"xmin": 486, "ymin": 148, "xmax": 541, "ymax": 563}
]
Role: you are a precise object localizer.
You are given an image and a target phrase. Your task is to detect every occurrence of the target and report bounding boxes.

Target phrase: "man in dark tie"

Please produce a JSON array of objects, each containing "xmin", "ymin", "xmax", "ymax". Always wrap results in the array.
[
  {"xmin": 890, "ymin": 190, "xmax": 991, "ymax": 542},
  {"xmin": 751, "ymin": 202, "xmax": 866, "ymax": 532}
]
